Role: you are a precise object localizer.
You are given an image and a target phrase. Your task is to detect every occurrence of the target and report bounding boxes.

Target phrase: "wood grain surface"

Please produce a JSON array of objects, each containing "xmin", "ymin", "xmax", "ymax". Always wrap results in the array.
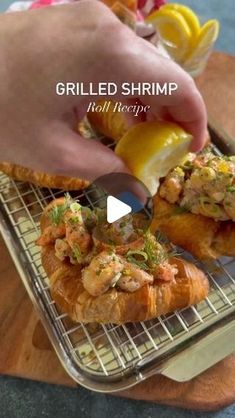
[
  {"xmin": 0, "ymin": 51, "xmax": 235, "ymax": 411},
  {"xmin": 196, "ymin": 52, "xmax": 235, "ymax": 139}
]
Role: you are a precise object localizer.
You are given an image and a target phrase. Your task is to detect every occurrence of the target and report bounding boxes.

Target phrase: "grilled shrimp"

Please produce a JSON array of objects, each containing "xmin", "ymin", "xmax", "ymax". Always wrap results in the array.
[
  {"xmin": 159, "ymin": 168, "xmax": 184, "ymax": 204},
  {"xmin": 82, "ymin": 251, "xmax": 154, "ymax": 296},
  {"xmin": 153, "ymin": 261, "xmax": 178, "ymax": 282},
  {"xmin": 117, "ymin": 262, "xmax": 153, "ymax": 292},
  {"xmin": 63, "ymin": 211, "xmax": 92, "ymax": 263},
  {"xmin": 66, "ymin": 223, "xmax": 91, "ymax": 258},
  {"xmin": 37, "ymin": 224, "xmax": 66, "ymax": 246},
  {"xmin": 97, "ymin": 215, "xmax": 135, "ymax": 246},
  {"xmin": 55, "ymin": 238, "xmax": 71, "ymax": 261},
  {"xmin": 82, "ymin": 252, "xmax": 124, "ymax": 296},
  {"xmin": 38, "ymin": 207, "xmax": 92, "ymax": 263}
]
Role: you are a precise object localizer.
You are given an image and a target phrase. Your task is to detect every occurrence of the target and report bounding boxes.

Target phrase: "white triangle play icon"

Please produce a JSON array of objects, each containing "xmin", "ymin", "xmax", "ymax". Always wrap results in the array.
[{"xmin": 107, "ymin": 195, "xmax": 132, "ymax": 224}]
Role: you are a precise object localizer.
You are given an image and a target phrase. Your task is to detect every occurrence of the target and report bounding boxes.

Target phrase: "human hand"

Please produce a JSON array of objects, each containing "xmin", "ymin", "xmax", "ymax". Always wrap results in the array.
[{"xmin": 0, "ymin": 1, "xmax": 207, "ymax": 182}]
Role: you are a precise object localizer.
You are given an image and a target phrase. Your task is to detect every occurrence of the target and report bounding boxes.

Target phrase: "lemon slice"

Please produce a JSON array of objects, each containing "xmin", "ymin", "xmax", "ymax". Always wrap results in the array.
[
  {"xmin": 145, "ymin": 8, "xmax": 192, "ymax": 62},
  {"xmin": 199, "ymin": 19, "xmax": 220, "ymax": 44},
  {"xmin": 184, "ymin": 19, "xmax": 220, "ymax": 67},
  {"xmin": 115, "ymin": 121, "xmax": 191, "ymax": 195},
  {"xmin": 161, "ymin": 3, "xmax": 200, "ymax": 38}
]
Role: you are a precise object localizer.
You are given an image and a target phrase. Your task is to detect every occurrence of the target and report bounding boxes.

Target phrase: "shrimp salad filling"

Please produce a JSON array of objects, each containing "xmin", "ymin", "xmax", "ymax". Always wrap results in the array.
[
  {"xmin": 159, "ymin": 149, "xmax": 235, "ymax": 221},
  {"xmin": 38, "ymin": 195, "xmax": 178, "ymax": 297}
]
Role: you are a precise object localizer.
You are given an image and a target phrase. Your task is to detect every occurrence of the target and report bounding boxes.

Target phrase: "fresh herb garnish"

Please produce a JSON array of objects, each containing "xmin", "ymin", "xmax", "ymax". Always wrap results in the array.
[
  {"xmin": 99, "ymin": 262, "xmax": 106, "ymax": 270},
  {"xmin": 173, "ymin": 204, "xmax": 191, "ymax": 214},
  {"xmin": 68, "ymin": 216, "xmax": 80, "ymax": 225},
  {"xmin": 70, "ymin": 202, "xmax": 81, "ymax": 213},
  {"xmin": 72, "ymin": 244, "xmax": 82, "ymax": 262},
  {"xmin": 107, "ymin": 239, "xmax": 116, "ymax": 245},
  {"xmin": 49, "ymin": 204, "xmax": 67, "ymax": 226},
  {"xmin": 227, "ymin": 185, "xmax": 235, "ymax": 193},
  {"xmin": 126, "ymin": 232, "xmax": 168, "ymax": 270},
  {"xmin": 224, "ymin": 201, "xmax": 232, "ymax": 207},
  {"xmin": 94, "ymin": 208, "xmax": 106, "ymax": 225},
  {"xmin": 49, "ymin": 193, "xmax": 74, "ymax": 225},
  {"xmin": 155, "ymin": 230, "xmax": 165, "ymax": 242},
  {"xmin": 144, "ymin": 234, "xmax": 158, "ymax": 264},
  {"xmin": 146, "ymin": 232, "xmax": 169, "ymax": 266},
  {"xmin": 181, "ymin": 160, "xmax": 193, "ymax": 171},
  {"xmin": 126, "ymin": 255, "xmax": 149, "ymax": 271},
  {"xmin": 127, "ymin": 250, "xmax": 148, "ymax": 261},
  {"xmin": 201, "ymin": 145, "xmax": 214, "ymax": 154}
]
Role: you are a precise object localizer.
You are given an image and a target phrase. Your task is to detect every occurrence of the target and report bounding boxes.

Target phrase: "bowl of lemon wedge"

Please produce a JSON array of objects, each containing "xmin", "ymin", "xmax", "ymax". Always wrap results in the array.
[{"xmin": 145, "ymin": 3, "xmax": 220, "ymax": 77}]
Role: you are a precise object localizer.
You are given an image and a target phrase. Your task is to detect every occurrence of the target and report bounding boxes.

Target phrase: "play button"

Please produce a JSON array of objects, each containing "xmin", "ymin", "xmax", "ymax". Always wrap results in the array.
[
  {"xmin": 84, "ymin": 173, "xmax": 153, "ymax": 245},
  {"xmin": 107, "ymin": 195, "xmax": 132, "ymax": 223}
]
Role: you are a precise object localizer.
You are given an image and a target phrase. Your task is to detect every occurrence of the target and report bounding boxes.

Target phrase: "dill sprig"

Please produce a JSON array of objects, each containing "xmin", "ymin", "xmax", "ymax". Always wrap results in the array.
[
  {"xmin": 144, "ymin": 234, "xmax": 157, "ymax": 264},
  {"xmin": 72, "ymin": 244, "xmax": 82, "ymax": 262},
  {"xmin": 173, "ymin": 204, "xmax": 191, "ymax": 215},
  {"xmin": 125, "ymin": 231, "xmax": 169, "ymax": 271},
  {"xmin": 126, "ymin": 255, "xmax": 149, "ymax": 271},
  {"xmin": 49, "ymin": 193, "xmax": 74, "ymax": 225},
  {"xmin": 227, "ymin": 185, "xmax": 235, "ymax": 193},
  {"xmin": 145, "ymin": 231, "xmax": 169, "ymax": 266},
  {"xmin": 49, "ymin": 205, "xmax": 66, "ymax": 226}
]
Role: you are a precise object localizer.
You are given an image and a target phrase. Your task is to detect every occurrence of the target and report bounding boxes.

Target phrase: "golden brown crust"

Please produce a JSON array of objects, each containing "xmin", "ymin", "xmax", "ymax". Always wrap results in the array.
[
  {"xmin": 39, "ymin": 198, "xmax": 209, "ymax": 324},
  {"xmin": 0, "ymin": 162, "xmax": 89, "ymax": 191},
  {"xmin": 153, "ymin": 195, "xmax": 235, "ymax": 260},
  {"xmin": 213, "ymin": 222, "xmax": 235, "ymax": 257},
  {"xmin": 87, "ymin": 100, "xmax": 137, "ymax": 142}
]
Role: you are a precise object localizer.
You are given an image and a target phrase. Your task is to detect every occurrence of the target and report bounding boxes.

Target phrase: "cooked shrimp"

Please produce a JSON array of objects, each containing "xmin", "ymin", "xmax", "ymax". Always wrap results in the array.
[
  {"xmin": 65, "ymin": 211, "xmax": 92, "ymax": 262},
  {"xmin": 93, "ymin": 232, "xmax": 145, "ymax": 257},
  {"xmin": 117, "ymin": 262, "xmax": 153, "ymax": 292},
  {"xmin": 66, "ymin": 224, "xmax": 91, "ymax": 255},
  {"xmin": 161, "ymin": 152, "xmax": 235, "ymax": 222},
  {"xmin": 153, "ymin": 261, "xmax": 178, "ymax": 282},
  {"xmin": 37, "ymin": 224, "xmax": 66, "ymax": 246},
  {"xmin": 82, "ymin": 251, "xmax": 124, "ymax": 296},
  {"xmin": 115, "ymin": 237, "xmax": 145, "ymax": 256},
  {"xmin": 82, "ymin": 251, "xmax": 154, "ymax": 296},
  {"xmin": 100, "ymin": 215, "xmax": 135, "ymax": 246},
  {"xmin": 160, "ymin": 168, "xmax": 184, "ymax": 204},
  {"xmin": 55, "ymin": 238, "xmax": 71, "ymax": 261}
]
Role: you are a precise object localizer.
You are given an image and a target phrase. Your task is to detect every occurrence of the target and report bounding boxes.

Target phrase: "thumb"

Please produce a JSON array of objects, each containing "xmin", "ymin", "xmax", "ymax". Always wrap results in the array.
[{"xmin": 44, "ymin": 125, "xmax": 130, "ymax": 181}]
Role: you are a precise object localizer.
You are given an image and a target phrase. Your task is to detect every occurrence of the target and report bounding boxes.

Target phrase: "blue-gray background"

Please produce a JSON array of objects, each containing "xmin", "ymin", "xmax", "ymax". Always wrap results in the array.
[{"xmin": 0, "ymin": 1, "xmax": 234, "ymax": 417}]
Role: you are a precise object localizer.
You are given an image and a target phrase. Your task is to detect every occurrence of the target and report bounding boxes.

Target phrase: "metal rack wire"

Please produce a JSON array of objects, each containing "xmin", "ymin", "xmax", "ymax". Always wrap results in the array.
[{"xmin": 1, "ymin": 166, "xmax": 235, "ymax": 391}]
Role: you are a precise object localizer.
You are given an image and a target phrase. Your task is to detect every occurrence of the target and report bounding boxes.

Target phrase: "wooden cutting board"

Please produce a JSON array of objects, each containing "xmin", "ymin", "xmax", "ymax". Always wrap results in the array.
[{"xmin": 1, "ymin": 51, "xmax": 235, "ymax": 411}]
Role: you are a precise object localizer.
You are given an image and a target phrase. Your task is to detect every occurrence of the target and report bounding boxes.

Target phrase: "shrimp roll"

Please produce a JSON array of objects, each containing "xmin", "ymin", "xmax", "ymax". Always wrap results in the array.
[
  {"xmin": 37, "ymin": 195, "xmax": 209, "ymax": 324},
  {"xmin": 153, "ymin": 149, "xmax": 235, "ymax": 260}
]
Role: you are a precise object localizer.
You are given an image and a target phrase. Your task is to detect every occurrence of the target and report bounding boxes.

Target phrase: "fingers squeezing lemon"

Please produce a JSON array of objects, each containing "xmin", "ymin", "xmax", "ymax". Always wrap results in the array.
[{"xmin": 115, "ymin": 121, "xmax": 191, "ymax": 195}]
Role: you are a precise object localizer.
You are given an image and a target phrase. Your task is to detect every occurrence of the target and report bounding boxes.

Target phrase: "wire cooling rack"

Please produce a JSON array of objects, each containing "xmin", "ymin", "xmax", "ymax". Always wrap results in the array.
[{"xmin": 1, "ymin": 163, "xmax": 235, "ymax": 391}]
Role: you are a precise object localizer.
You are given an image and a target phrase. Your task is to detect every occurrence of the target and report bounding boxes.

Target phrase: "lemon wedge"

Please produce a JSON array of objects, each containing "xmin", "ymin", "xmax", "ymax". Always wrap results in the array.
[
  {"xmin": 184, "ymin": 19, "xmax": 220, "ymax": 68},
  {"xmin": 199, "ymin": 19, "xmax": 220, "ymax": 44},
  {"xmin": 162, "ymin": 3, "xmax": 200, "ymax": 38},
  {"xmin": 115, "ymin": 121, "xmax": 191, "ymax": 195},
  {"xmin": 145, "ymin": 8, "xmax": 192, "ymax": 62}
]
